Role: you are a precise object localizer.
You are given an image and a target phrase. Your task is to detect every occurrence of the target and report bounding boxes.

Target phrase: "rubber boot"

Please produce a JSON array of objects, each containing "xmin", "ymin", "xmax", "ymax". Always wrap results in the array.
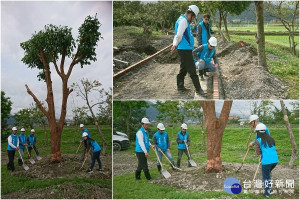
[
  {"xmin": 157, "ymin": 165, "xmax": 162, "ymax": 174},
  {"xmin": 199, "ymin": 70, "xmax": 204, "ymax": 80},
  {"xmin": 144, "ymin": 170, "xmax": 153, "ymax": 181},
  {"xmin": 191, "ymin": 75, "xmax": 206, "ymax": 95},
  {"xmin": 135, "ymin": 170, "xmax": 141, "ymax": 180},
  {"xmin": 177, "ymin": 76, "xmax": 189, "ymax": 91}
]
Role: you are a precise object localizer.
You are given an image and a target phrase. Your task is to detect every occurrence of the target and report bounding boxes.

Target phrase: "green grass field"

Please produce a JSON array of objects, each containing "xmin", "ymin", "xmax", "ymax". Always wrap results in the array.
[
  {"xmin": 226, "ymin": 25, "xmax": 290, "ymax": 32},
  {"xmin": 114, "ymin": 125, "xmax": 299, "ymax": 199},
  {"xmin": 1, "ymin": 126, "xmax": 112, "ymax": 196}
]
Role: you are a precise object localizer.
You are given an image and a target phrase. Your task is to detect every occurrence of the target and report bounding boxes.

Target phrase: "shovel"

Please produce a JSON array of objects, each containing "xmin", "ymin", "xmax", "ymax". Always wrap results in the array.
[
  {"xmin": 76, "ymin": 142, "xmax": 82, "ymax": 154},
  {"xmin": 25, "ymin": 146, "xmax": 35, "ymax": 164},
  {"xmin": 157, "ymin": 148, "xmax": 182, "ymax": 171},
  {"xmin": 252, "ymin": 157, "xmax": 261, "ymax": 182},
  {"xmin": 17, "ymin": 150, "xmax": 29, "ymax": 171},
  {"xmin": 236, "ymin": 145, "xmax": 251, "ymax": 172},
  {"xmin": 31, "ymin": 144, "xmax": 42, "ymax": 160},
  {"xmin": 184, "ymin": 141, "xmax": 197, "ymax": 167},
  {"xmin": 152, "ymin": 147, "xmax": 171, "ymax": 179},
  {"xmin": 79, "ymin": 148, "xmax": 91, "ymax": 170}
]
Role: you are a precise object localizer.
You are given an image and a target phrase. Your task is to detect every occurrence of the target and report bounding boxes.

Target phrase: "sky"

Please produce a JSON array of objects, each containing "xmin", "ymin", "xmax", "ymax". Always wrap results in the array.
[{"xmin": 1, "ymin": 1, "xmax": 112, "ymax": 120}]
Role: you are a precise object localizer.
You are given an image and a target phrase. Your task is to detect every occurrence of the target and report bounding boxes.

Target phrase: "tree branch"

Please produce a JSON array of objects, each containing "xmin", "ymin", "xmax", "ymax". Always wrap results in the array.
[
  {"xmin": 52, "ymin": 55, "xmax": 62, "ymax": 78},
  {"xmin": 25, "ymin": 84, "xmax": 49, "ymax": 118},
  {"xmin": 60, "ymin": 49, "xmax": 66, "ymax": 76}
]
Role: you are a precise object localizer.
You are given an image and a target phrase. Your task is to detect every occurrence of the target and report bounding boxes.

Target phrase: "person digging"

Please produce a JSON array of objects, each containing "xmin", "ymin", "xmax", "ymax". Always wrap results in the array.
[
  {"xmin": 176, "ymin": 123, "xmax": 192, "ymax": 168},
  {"xmin": 18, "ymin": 128, "xmax": 27, "ymax": 166},
  {"xmin": 82, "ymin": 132, "xmax": 103, "ymax": 174},
  {"xmin": 80, "ymin": 124, "xmax": 93, "ymax": 161},
  {"xmin": 153, "ymin": 123, "xmax": 176, "ymax": 173},
  {"xmin": 7, "ymin": 127, "xmax": 19, "ymax": 172},
  {"xmin": 249, "ymin": 114, "xmax": 270, "ymax": 148},
  {"xmin": 27, "ymin": 129, "xmax": 40, "ymax": 158}
]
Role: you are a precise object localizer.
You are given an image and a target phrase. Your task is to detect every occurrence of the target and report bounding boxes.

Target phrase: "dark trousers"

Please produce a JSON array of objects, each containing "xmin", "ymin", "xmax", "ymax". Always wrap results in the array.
[
  {"xmin": 7, "ymin": 150, "xmax": 16, "ymax": 171},
  {"xmin": 28, "ymin": 145, "xmax": 39, "ymax": 157},
  {"xmin": 177, "ymin": 49, "xmax": 201, "ymax": 90},
  {"xmin": 262, "ymin": 163, "xmax": 277, "ymax": 196},
  {"xmin": 90, "ymin": 151, "xmax": 102, "ymax": 170},
  {"xmin": 177, "ymin": 149, "xmax": 191, "ymax": 168},
  {"xmin": 136, "ymin": 152, "xmax": 151, "ymax": 180}
]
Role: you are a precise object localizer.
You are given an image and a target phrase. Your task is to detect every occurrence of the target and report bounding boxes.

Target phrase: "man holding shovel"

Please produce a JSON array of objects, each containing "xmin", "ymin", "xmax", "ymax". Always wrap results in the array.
[
  {"xmin": 18, "ymin": 128, "xmax": 27, "ymax": 166},
  {"xmin": 176, "ymin": 123, "xmax": 192, "ymax": 168},
  {"xmin": 27, "ymin": 129, "xmax": 40, "ymax": 157},
  {"xmin": 135, "ymin": 117, "xmax": 155, "ymax": 181},
  {"xmin": 7, "ymin": 127, "xmax": 19, "ymax": 172},
  {"xmin": 153, "ymin": 123, "xmax": 175, "ymax": 173},
  {"xmin": 80, "ymin": 124, "xmax": 92, "ymax": 161}
]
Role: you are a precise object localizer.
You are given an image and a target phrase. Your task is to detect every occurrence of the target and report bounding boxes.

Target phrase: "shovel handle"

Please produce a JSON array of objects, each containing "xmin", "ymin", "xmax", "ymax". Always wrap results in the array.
[
  {"xmin": 152, "ymin": 147, "xmax": 163, "ymax": 167},
  {"xmin": 17, "ymin": 149, "xmax": 25, "ymax": 163},
  {"xmin": 184, "ymin": 141, "xmax": 192, "ymax": 159},
  {"xmin": 80, "ymin": 148, "xmax": 91, "ymax": 170},
  {"xmin": 25, "ymin": 146, "xmax": 31, "ymax": 157},
  {"xmin": 158, "ymin": 148, "xmax": 174, "ymax": 167},
  {"xmin": 242, "ymin": 145, "xmax": 251, "ymax": 163},
  {"xmin": 252, "ymin": 157, "xmax": 261, "ymax": 182},
  {"xmin": 76, "ymin": 142, "xmax": 82, "ymax": 154}
]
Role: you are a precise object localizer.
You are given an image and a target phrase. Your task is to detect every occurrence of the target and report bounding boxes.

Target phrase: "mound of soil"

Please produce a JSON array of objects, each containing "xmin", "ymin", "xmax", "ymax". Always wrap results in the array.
[{"xmin": 2, "ymin": 182, "xmax": 112, "ymax": 199}]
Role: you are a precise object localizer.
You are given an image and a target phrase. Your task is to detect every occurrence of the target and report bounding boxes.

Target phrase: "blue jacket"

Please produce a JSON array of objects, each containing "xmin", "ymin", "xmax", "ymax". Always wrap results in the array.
[
  {"xmin": 7, "ymin": 133, "xmax": 18, "ymax": 151},
  {"xmin": 199, "ymin": 21, "xmax": 211, "ymax": 45},
  {"xmin": 18, "ymin": 134, "xmax": 27, "ymax": 149},
  {"xmin": 81, "ymin": 128, "xmax": 91, "ymax": 141},
  {"xmin": 153, "ymin": 131, "xmax": 169, "ymax": 152},
  {"xmin": 257, "ymin": 138, "xmax": 278, "ymax": 165},
  {"xmin": 88, "ymin": 139, "xmax": 101, "ymax": 152},
  {"xmin": 135, "ymin": 127, "xmax": 150, "ymax": 153},
  {"xmin": 27, "ymin": 135, "xmax": 36, "ymax": 147},
  {"xmin": 177, "ymin": 131, "xmax": 189, "ymax": 149},
  {"xmin": 175, "ymin": 14, "xmax": 194, "ymax": 50},
  {"xmin": 198, "ymin": 44, "xmax": 216, "ymax": 64}
]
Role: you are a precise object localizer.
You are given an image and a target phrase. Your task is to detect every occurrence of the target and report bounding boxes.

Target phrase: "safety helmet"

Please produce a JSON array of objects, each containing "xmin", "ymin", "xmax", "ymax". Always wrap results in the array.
[
  {"xmin": 255, "ymin": 123, "xmax": 266, "ymax": 132},
  {"xmin": 21, "ymin": 128, "xmax": 25, "ymax": 132},
  {"xmin": 80, "ymin": 124, "xmax": 84, "ymax": 128},
  {"xmin": 12, "ymin": 127, "xmax": 17, "ymax": 131},
  {"xmin": 249, "ymin": 115, "xmax": 259, "ymax": 123},
  {"xmin": 208, "ymin": 37, "xmax": 218, "ymax": 47},
  {"xmin": 181, "ymin": 123, "xmax": 188, "ymax": 130},
  {"xmin": 157, "ymin": 123, "xmax": 165, "ymax": 131},
  {"xmin": 141, "ymin": 117, "xmax": 150, "ymax": 124},
  {"xmin": 188, "ymin": 5, "xmax": 199, "ymax": 16},
  {"xmin": 82, "ymin": 132, "xmax": 89, "ymax": 137},
  {"xmin": 31, "ymin": 129, "xmax": 35, "ymax": 133}
]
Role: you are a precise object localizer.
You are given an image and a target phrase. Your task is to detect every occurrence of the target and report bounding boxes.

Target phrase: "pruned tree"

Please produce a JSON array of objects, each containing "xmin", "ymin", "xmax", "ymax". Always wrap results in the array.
[
  {"xmin": 72, "ymin": 78, "xmax": 108, "ymax": 155},
  {"xmin": 20, "ymin": 15, "xmax": 102, "ymax": 163},
  {"xmin": 255, "ymin": 1, "xmax": 267, "ymax": 69},
  {"xmin": 200, "ymin": 100, "xmax": 233, "ymax": 173},
  {"xmin": 280, "ymin": 100, "xmax": 297, "ymax": 168}
]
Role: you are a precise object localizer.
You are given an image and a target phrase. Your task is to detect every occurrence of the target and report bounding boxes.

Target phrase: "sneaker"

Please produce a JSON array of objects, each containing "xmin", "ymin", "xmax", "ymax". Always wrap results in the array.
[
  {"xmin": 96, "ymin": 168, "xmax": 104, "ymax": 171},
  {"xmin": 86, "ymin": 169, "xmax": 93, "ymax": 174},
  {"xmin": 196, "ymin": 88, "xmax": 207, "ymax": 95},
  {"xmin": 264, "ymin": 194, "xmax": 269, "ymax": 198},
  {"xmin": 177, "ymin": 86, "xmax": 189, "ymax": 91}
]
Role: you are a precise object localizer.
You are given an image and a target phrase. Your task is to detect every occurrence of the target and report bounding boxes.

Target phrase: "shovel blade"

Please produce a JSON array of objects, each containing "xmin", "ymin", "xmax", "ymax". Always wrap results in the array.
[
  {"xmin": 161, "ymin": 169, "xmax": 171, "ymax": 179},
  {"xmin": 29, "ymin": 158, "xmax": 35, "ymax": 164},
  {"xmin": 189, "ymin": 159, "xmax": 197, "ymax": 167},
  {"xmin": 23, "ymin": 164, "xmax": 29, "ymax": 171},
  {"xmin": 36, "ymin": 156, "xmax": 42, "ymax": 161}
]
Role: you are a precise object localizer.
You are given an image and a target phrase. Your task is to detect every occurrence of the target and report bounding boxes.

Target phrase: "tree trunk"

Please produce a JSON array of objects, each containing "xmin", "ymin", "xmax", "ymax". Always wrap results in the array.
[
  {"xmin": 201, "ymin": 114, "xmax": 206, "ymax": 152},
  {"xmin": 200, "ymin": 100, "xmax": 232, "ymax": 173},
  {"xmin": 255, "ymin": 1, "xmax": 267, "ymax": 69},
  {"xmin": 223, "ymin": 12, "xmax": 231, "ymax": 41},
  {"xmin": 280, "ymin": 100, "xmax": 297, "ymax": 168}
]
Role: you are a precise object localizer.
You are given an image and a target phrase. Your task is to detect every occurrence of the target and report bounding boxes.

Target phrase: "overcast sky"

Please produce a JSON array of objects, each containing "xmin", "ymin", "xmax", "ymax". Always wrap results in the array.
[{"xmin": 1, "ymin": 1, "xmax": 112, "ymax": 119}]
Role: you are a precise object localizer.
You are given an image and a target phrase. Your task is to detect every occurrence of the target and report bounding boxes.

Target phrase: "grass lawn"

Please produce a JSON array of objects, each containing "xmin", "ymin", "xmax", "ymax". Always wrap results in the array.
[{"xmin": 226, "ymin": 25, "xmax": 291, "ymax": 33}]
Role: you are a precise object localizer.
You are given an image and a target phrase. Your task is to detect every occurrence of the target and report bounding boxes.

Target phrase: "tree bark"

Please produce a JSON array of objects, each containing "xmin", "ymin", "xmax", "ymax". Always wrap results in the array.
[
  {"xmin": 201, "ymin": 114, "xmax": 206, "ymax": 152},
  {"xmin": 223, "ymin": 12, "xmax": 231, "ymax": 41},
  {"xmin": 200, "ymin": 100, "xmax": 232, "ymax": 173},
  {"xmin": 255, "ymin": 1, "xmax": 267, "ymax": 69},
  {"xmin": 280, "ymin": 100, "xmax": 297, "ymax": 168}
]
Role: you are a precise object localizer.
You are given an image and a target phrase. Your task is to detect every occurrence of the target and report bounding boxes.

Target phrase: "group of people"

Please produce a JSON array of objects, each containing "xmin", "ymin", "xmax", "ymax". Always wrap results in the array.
[
  {"xmin": 135, "ymin": 117, "xmax": 192, "ymax": 181},
  {"xmin": 171, "ymin": 5, "xmax": 219, "ymax": 95},
  {"xmin": 7, "ymin": 127, "xmax": 39, "ymax": 172}
]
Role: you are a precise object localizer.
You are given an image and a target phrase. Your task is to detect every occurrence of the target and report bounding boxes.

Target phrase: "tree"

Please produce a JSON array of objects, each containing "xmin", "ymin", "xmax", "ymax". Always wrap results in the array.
[
  {"xmin": 1, "ymin": 91, "xmax": 13, "ymax": 137},
  {"xmin": 280, "ymin": 100, "xmax": 297, "ymax": 168},
  {"xmin": 255, "ymin": 1, "xmax": 267, "ymax": 69},
  {"xmin": 98, "ymin": 87, "xmax": 112, "ymax": 126},
  {"xmin": 113, "ymin": 101, "xmax": 149, "ymax": 140},
  {"xmin": 14, "ymin": 108, "xmax": 34, "ymax": 129},
  {"xmin": 20, "ymin": 15, "xmax": 102, "ymax": 163},
  {"xmin": 72, "ymin": 79, "xmax": 108, "ymax": 155},
  {"xmin": 199, "ymin": 100, "xmax": 233, "ymax": 173},
  {"xmin": 252, "ymin": 101, "xmax": 275, "ymax": 124},
  {"xmin": 265, "ymin": 1, "xmax": 299, "ymax": 56},
  {"xmin": 31, "ymin": 103, "xmax": 49, "ymax": 144},
  {"xmin": 71, "ymin": 106, "xmax": 89, "ymax": 142}
]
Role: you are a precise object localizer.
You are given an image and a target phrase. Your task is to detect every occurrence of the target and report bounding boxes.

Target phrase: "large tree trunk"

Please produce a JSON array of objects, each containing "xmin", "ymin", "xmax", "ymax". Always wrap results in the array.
[
  {"xmin": 201, "ymin": 114, "xmax": 206, "ymax": 152},
  {"xmin": 223, "ymin": 12, "xmax": 231, "ymax": 41},
  {"xmin": 200, "ymin": 100, "xmax": 232, "ymax": 173},
  {"xmin": 280, "ymin": 100, "xmax": 297, "ymax": 168},
  {"xmin": 255, "ymin": 1, "xmax": 267, "ymax": 69}
]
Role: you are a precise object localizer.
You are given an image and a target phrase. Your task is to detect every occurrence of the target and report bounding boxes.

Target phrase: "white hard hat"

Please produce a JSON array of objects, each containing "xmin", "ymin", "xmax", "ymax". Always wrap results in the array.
[
  {"xmin": 249, "ymin": 115, "xmax": 259, "ymax": 123},
  {"xmin": 188, "ymin": 5, "xmax": 199, "ymax": 16},
  {"xmin": 80, "ymin": 124, "xmax": 84, "ymax": 128},
  {"xmin": 82, "ymin": 132, "xmax": 89, "ymax": 137},
  {"xmin": 208, "ymin": 37, "xmax": 218, "ymax": 47},
  {"xmin": 181, "ymin": 123, "xmax": 188, "ymax": 130},
  {"xmin": 141, "ymin": 117, "xmax": 150, "ymax": 124},
  {"xmin": 256, "ymin": 123, "xmax": 266, "ymax": 132},
  {"xmin": 157, "ymin": 123, "xmax": 165, "ymax": 130},
  {"xmin": 21, "ymin": 128, "xmax": 25, "ymax": 132},
  {"xmin": 12, "ymin": 127, "xmax": 17, "ymax": 131},
  {"xmin": 31, "ymin": 129, "xmax": 35, "ymax": 132}
]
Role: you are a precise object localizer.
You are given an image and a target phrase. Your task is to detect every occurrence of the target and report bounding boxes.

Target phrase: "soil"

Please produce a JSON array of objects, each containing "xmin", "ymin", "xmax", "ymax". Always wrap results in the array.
[
  {"xmin": 113, "ymin": 151, "xmax": 299, "ymax": 199},
  {"xmin": 2, "ymin": 153, "xmax": 112, "ymax": 199},
  {"xmin": 113, "ymin": 33, "xmax": 289, "ymax": 100}
]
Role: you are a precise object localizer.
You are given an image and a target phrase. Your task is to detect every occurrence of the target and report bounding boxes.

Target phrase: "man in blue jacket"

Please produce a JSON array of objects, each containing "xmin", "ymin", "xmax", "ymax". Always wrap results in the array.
[
  {"xmin": 7, "ymin": 127, "xmax": 19, "ymax": 172},
  {"xmin": 153, "ymin": 123, "xmax": 175, "ymax": 173},
  {"xmin": 80, "ymin": 124, "xmax": 92, "ymax": 161},
  {"xmin": 197, "ymin": 14, "xmax": 212, "ymax": 47},
  {"xmin": 171, "ymin": 5, "xmax": 206, "ymax": 95},
  {"xmin": 18, "ymin": 128, "xmax": 27, "ymax": 166},
  {"xmin": 27, "ymin": 129, "xmax": 39, "ymax": 157},
  {"xmin": 176, "ymin": 123, "xmax": 191, "ymax": 168},
  {"xmin": 83, "ymin": 132, "xmax": 103, "ymax": 174},
  {"xmin": 193, "ymin": 37, "xmax": 219, "ymax": 80}
]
